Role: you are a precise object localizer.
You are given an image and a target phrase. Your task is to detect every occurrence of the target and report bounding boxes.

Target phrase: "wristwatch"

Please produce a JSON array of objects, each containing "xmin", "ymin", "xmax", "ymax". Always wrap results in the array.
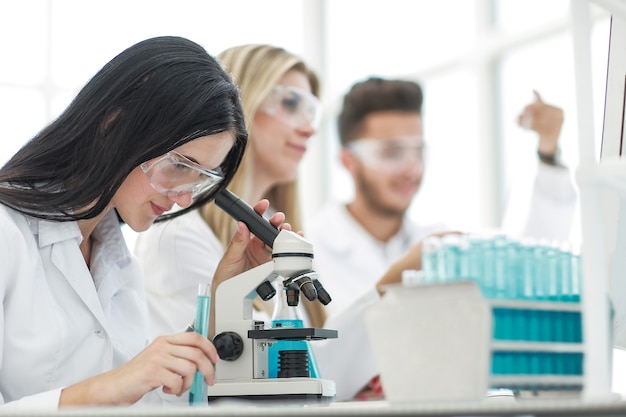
[{"xmin": 537, "ymin": 149, "xmax": 566, "ymax": 168}]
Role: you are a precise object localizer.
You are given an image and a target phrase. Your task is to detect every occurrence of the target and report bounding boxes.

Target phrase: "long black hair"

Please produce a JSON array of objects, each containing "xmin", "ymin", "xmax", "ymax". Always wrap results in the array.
[{"xmin": 0, "ymin": 36, "xmax": 247, "ymax": 222}]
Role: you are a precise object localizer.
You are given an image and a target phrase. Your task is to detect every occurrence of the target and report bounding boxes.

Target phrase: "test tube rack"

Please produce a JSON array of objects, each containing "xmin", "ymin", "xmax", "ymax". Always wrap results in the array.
[
  {"xmin": 417, "ymin": 234, "xmax": 587, "ymax": 395},
  {"xmin": 488, "ymin": 298, "xmax": 584, "ymax": 394},
  {"xmin": 364, "ymin": 279, "xmax": 589, "ymax": 403}
]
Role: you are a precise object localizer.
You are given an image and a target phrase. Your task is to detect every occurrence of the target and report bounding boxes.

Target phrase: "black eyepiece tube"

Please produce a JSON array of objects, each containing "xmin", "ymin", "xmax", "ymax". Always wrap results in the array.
[{"xmin": 215, "ymin": 189, "xmax": 280, "ymax": 248}]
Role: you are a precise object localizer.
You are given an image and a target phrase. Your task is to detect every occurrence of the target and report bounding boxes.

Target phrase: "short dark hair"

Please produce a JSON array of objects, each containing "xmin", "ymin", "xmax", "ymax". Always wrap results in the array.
[
  {"xmin": 338, "ymin": 77, "xmax": 423, "ymax": 145},
  {"xmin": 0, "ymin": 36, "xmax": 247, "ymax": 222}
]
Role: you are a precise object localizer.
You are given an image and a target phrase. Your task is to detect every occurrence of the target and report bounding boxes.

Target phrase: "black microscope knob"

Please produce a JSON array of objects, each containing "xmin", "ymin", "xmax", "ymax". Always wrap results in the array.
[{"xmin": 213, "ymin": 331, "xmax": 244, "ymax": 361}]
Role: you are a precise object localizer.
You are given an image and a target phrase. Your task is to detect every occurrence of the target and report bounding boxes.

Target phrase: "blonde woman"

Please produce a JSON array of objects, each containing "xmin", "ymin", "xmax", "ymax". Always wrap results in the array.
[{"xmin": 135, "ymin": 44, "xmax": 326, "ymax": 338}]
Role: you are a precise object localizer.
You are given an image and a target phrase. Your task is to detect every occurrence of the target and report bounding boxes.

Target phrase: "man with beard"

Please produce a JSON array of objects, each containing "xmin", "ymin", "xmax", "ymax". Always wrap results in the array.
[
  {"xmin": 308, "ymin": 77, "xmax": 576, "ymax": 401},
  {"xmin": 308, "ymin": 78, "xmax": 442, "ymax": 318}
]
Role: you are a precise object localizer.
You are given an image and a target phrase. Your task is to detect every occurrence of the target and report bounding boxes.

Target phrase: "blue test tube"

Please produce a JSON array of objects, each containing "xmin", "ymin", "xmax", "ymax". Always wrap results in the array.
[
  {"xmin": 421, "ymin": 235, "xmax": 442, "ymax": 284},
  {"xmin": 504, "ymin": 239, "xmax": 522, "ymax": 300},
  {"xmin": 481, "ymin": 236, "xmax": 496, "ymax": 298},
  {"xmin": 519, "ymin": 238, "xmax": 537, "ymax": 300},
  {"xmin": 570, "ymin": 251, "xmax": 582, "ymax": 302},
  {"xmin": 558, "ymin": 243, "xmax": 573, "ymax": 301},
  {"xmin": 441, "ymin": 234, "xmax": 467, "ymax": 282},
  {"xmin": 538, "ymin": 310, "xmax": 551, "ymax": 342},
  {"xmin": 545, "ymin": 242, "xmax": 561, "ymax": 301},
  {"xmin": 466, "ymin": 234, "xmax": 494, "ymax": 297},
  {"xmin": 466, "ymin": 234, "xmax": 485, "ymax": 284},
  {"xmin": 532, "ymin": 240, "xmax": 550, "ymax": 301},
  {"xmin": 492, "ymin": 234, "xmax": 508, "ymax": 299},
  {"xmin": 189, "ymin": 283, "xmax": 211, "ymax": 406},
  {"xmin": 553, "ymin": 310, "xmax": 565, "ymax": 342},
  {"xmin": 514, "ymin": 308, "xmax": 528, "ymax": 341}
]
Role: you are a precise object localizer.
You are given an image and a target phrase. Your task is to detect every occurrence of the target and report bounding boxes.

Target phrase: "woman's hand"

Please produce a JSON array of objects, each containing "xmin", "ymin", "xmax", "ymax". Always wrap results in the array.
[
  {"xmin": 208, "ymin": 200, "xmax": 291, "ymax": 338},
  {"xmin": 59, "ymin": 332, "xmax": 219, "ymax": 406},
  {"xmin": 212, "ymin": 199, "xmax": 290, "ymax": 288}
]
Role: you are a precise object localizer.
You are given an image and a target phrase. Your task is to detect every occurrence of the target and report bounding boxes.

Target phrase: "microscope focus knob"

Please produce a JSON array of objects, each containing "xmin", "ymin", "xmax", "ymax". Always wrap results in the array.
[{"xmin": 213, "ymin": 331, "xmax": 244, "ymax": 361}]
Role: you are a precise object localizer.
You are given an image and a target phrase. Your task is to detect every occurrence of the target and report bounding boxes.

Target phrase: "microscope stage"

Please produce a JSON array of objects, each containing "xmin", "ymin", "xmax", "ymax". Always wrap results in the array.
[{"xmin": 248, "ymin": 327, "xmax": 338, "ymax": 340}]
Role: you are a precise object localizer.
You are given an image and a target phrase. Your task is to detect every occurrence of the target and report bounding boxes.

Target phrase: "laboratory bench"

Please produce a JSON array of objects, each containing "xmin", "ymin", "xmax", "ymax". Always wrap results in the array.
[{"xmin": 5, "ymin": 397, "xmax": 626, "ymax": 417}]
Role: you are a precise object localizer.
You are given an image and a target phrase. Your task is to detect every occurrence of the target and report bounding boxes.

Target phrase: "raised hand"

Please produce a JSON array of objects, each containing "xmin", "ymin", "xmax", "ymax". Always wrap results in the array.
[{"xmin": 518, "ymin": 90, "xmax": 564, "ymax": 157}]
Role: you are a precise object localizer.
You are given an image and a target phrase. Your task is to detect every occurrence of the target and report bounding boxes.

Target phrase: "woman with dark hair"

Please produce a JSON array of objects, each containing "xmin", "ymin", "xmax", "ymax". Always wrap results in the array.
[{"xmin": 0, "ymin": 36, "xmax": 286, "ymax": 408}]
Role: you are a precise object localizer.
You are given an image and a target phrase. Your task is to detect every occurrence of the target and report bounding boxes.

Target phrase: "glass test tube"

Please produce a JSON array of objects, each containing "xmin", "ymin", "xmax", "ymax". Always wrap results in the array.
[{"xmin": 189, "ymin": 283, "xmax": 211, "ymax": 406}]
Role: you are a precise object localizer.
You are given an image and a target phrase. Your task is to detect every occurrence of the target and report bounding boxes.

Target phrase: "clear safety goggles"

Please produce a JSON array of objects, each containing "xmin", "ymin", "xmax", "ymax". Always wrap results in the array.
[
  {"xmin": 260, "ymin": 85, "xmax": 322, "ymax": 129},
  {"xmin": 347, "ymin": 137, "xmax": 425, "ymax": 172},
  {"xmin": 140, "ymin": 151, "xmax": 223, "ymax": 199}
]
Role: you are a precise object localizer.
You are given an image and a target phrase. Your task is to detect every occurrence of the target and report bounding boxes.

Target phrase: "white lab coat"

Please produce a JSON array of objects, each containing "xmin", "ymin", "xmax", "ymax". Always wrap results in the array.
[
  {"xmin": 501, "ymin": 163, "xmax": 579, "ymax": 242},
  {"xmin": 0, "ymin": 205, "xmax": 157, "ymax": 409},
  {"xmin": 309, "ymin": 162, "xmax": 578, "ymax": 401}
]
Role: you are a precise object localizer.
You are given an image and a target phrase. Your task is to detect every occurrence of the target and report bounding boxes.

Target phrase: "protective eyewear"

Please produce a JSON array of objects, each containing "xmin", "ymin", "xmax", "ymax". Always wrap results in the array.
[
  {"xmin": 347, "ymin": 137, "xmax": 425, "ymax": 172},
  {"xmin": 260, "ymin": 85, "xmax": 321, "ymax": 129},
  {"xmin": 140, "ymin": 151, "xmax": 223, "ymax": 199}
]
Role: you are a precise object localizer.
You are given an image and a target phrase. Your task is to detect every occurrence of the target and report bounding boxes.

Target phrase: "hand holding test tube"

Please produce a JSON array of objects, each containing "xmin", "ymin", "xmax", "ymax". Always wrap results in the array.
[{"xmin": 188, "ymin": 283, "xmax": 211, "ymax": 406}]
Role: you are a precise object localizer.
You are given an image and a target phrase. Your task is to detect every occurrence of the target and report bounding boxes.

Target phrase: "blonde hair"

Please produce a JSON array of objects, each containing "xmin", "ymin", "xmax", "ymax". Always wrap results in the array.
[{"xmin": 201, "ymin": 44, "xmax": 326, "ymax": 326}]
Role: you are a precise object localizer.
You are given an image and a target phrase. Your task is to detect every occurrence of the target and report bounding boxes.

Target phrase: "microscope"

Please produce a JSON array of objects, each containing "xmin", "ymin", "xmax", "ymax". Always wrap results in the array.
[{"xmin": 206, "ymin": 189, "xmax": 337, "ymax": 402}]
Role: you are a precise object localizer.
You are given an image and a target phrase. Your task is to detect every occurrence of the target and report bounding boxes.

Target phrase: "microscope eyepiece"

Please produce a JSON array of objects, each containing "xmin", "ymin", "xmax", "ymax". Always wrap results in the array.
[{"xmin": 215, "ymin": 189, "xmax": 280, "ymax": 248}]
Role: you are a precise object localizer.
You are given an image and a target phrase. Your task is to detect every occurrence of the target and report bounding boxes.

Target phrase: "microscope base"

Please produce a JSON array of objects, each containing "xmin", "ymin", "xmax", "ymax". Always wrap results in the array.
[{"xmin": 207, "ymin": 378, "xmax": 335, "ymax": 403}]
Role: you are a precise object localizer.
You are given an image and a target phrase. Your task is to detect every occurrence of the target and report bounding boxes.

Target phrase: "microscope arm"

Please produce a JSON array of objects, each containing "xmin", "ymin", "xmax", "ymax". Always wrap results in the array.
[{"xmin": 213, "ymin": 261, "xmax": 276, "ymax": 329}]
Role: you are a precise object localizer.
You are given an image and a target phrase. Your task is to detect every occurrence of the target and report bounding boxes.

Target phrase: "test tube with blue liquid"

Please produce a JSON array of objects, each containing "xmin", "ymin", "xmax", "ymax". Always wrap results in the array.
[
  {"xmin": 542, "ymin": 241, "xmax": 560, "ymax": 301},
  {"xmin": 504, "ymin": 238, "xmax": 523, "ymax": 300},
  {"xmin": 188, "ymin": 282, "xmax": 211, "ymax": 406},
  {"xmin": 558, "ymin": 242, "xmax": 574, "ymax": 302},
  {"xmin": 466, "ymin": 234, "xmax": 485, "ymax": 287},
  {"xmin": 441, "ymin": 234, "xmax": 470, "ymax": 282},
  {"xmin": 421, "ymin": 235, "xmax": 441, "ymax": 284},
  {"xmin": 491, "ymin": 234, "xmax": 509, "ymax": 299},
  {"xmin": 570, "ymin": 249, "xmax": 582, "ymax": 302}
]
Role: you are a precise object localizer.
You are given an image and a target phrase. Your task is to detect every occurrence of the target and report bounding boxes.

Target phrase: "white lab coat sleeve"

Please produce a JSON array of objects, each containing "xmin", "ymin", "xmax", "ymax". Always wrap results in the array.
[
  {"xmin": 502, "ymin": 163, "xmax": 577, "ymax": 241},
  {"xmin": 313, "ymin": 287, "xmax": 381, "ymax": 401},
  {"xmin": 0, "ymin": 389, "xmax": 63, "ymax": 409},
  {"xmin": 0, "ymin": 215, "xmax": 62, "ymax": 408}
]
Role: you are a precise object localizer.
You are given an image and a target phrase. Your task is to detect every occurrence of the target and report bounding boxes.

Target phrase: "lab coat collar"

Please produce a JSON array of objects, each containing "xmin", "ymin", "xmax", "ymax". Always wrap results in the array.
[
  {"xmin": 33, "ymin": 210, "xmax": 132, "ymax": 269},
  {"xmin": 91, "ymin": 210, "xmax": 132, "ymax": 271},
  {"xmin": 90, "ymin": 211, "xmax": 133, "ymax": 302},
  {"xmin": 35, "ymin": 217, "xmax": 82, "ymax": 248},
  {"xmin": 33, "ymin": 210, "xmax": 133, "ymax": 328}
]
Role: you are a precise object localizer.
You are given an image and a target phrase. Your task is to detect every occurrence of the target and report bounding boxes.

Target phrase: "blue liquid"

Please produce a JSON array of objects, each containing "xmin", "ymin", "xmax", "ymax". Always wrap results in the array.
[
  {"xmin": 189, "ymin": 295, "xmax": 210, "ymax": 406},
  {"xmin": 268, "ymin": 319, "xmax": 319, "ymax": 378}
]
